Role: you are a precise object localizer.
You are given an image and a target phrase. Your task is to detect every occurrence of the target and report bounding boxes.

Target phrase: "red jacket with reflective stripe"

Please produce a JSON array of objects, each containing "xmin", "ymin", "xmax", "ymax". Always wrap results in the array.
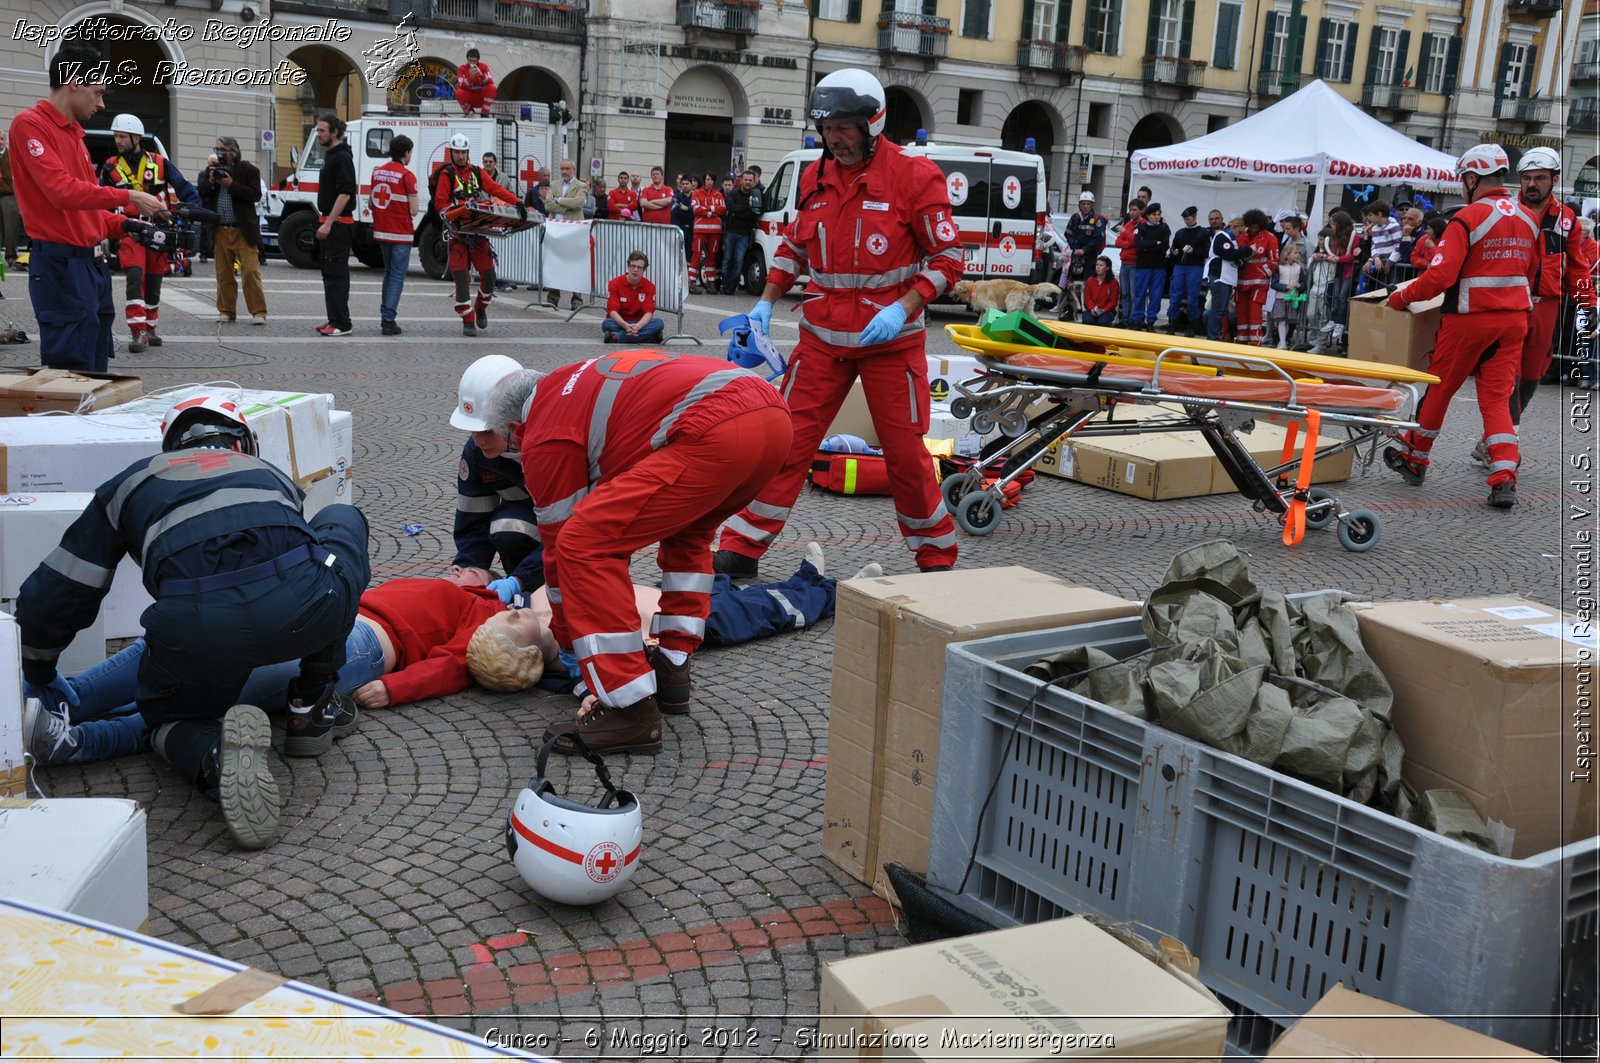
[
  {"xmin": 1528, "ymin": 197, "xmax": 1597, "ymax": 306},
  {"xmin": 692, "ymin": 187, "xmax": 725, "ymax": 233},
  {"xmin": 1402, "ymin": 188, "xmax": 1539, "ymax": 314},
  {"xmin": 1238, "ymin": 229, "xmax": 1279, "ymax": 286},
  {"xmin": 767, "ymin": 139, "xmax": 964, "ymax": 358}
]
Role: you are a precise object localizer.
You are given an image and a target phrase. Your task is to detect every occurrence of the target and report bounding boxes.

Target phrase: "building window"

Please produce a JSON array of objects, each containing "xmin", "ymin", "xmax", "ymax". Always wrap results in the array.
[
  {"xmin": 1262, "ymin": 11, "xmax": 1290, "ymax": 73},
  {"xmin": 1500, "ymin": 42, "xmax": 1528, "ymax": 97},
  {"xmin": 1213, "ymin": 1, "xmax": 1241, "ymax": 69},
  {"xmin": 957, "ymin": 88, "xmax": 983, "ymax": 125},
  {"xmin": 1318, "ymin": 20, "xmax": 1352, "ymax": 80},
  {"xmin": 1372, "ymin": 25, "xmax": 1400, "ymax": 84},
  {"xmin": 1421, "ymin": 33, "xmax": 1449, "ymax": 93},
  {"xmin": 1207, "ymin": 114, "xmax": 1229, "ymax": 132},
  {"xmin": 1029, "ymin": 0, "xmax": 1058, "ymax": 40},
  {"xmin": 960, "ymin": 0, "xmax": 992, "ymax": 38},
  {"xmin": 816, "ymin": 0, "xmax": 859, "ymax": 20},
  {"xmin": 1155, "ymin": 0, "xmax": 1181, "ymax": 56},
  {"xmin": 1087, "ymin": 101, "xmax": 1109, "ymax": 137},
  {"xmin": 1084, "ymin": 0, "xmax": 1120, "ymax": 54}
]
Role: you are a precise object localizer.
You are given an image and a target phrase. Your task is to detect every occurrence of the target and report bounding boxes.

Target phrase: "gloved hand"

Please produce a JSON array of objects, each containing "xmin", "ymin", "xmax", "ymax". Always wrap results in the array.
[
  {"xmin": 748, "ymin": 299, "xmax": 774, "ymax": 336},
  {"xmin": 516, "ymin": 202, "xmax": 528, "ymax": 222},
  {"xmin": 1386, "ymin": 289, "xmax": 1409, "ymax": 311},
  {"xmin": 487, "ymin": 576, "xmax": 521, "ymax": 604},
  {"xmin": 23, "ymin": 672, "xmax": 80, "ymax": 714},
  {"xmin": 859, "ymin": 301, "xmax": 907, "ymax": 346},
  {"xmin": 557, "ymin": 648, "xmax": 581, "ymax": 681}
]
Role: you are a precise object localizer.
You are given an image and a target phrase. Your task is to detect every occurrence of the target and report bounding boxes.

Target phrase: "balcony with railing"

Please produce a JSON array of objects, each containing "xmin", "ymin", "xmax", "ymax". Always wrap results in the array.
[
  {"xmin": 1142, "ymin": 56, "xmax": 1205, "ymax": 95},
  {"xmin": 1255, "ymin": 69, "xmax": 1311, "ymax": 98},
  {"xmin": 677, "ymin": 0, "xmax": 760, "ymax": 36},
  {"xmin": 1360, "ymin": 82, "xmax": 1419, "ymax": 116},
  {"xmin": 1575, "ymin": 59, "xmax": 1600, "ymax": 82},
  {"xmin": 1017, "ymin": 40, "xmax": 1086, "ymax": 77},
  {"xmin": 1571, "ymin": 108, "xmax": 1600, "ymax": 133},
  {"xmin": 877, "ymin": 13, "xmax": 951, "ymax": 60},
  {"xmin": 1507, "ymin": 0, "xmax": 1562, "ymax": 15},
  {"xmin": 356, "ymin": 0, "xmax": 586, "ymax": 40},
  {"xmin": 1494, "ymin": 95, "xmax": 1554, "ymax": 125}
]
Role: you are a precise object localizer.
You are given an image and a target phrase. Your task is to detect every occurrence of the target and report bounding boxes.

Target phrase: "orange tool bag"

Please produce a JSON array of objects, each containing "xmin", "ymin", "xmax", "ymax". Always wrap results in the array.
[{"xmin": 809, "ymin": 451, "xmax": 894, "ymax": 496}]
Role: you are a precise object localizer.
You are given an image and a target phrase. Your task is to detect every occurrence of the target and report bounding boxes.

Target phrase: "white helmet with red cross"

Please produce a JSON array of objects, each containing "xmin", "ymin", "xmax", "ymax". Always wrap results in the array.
[
  {"xmin": 160, "ymin": 395, "xmax": 257, "ymax": 455},
  {"xmin": 506, "ymin": 732, "xmax": 643, "ymax": 906},
  {"xmin": 452, "ymin": 355, "xmax": 523, "ymax": 431},
  {"xmin": 1457, "ymin": 143, "xmax": 1510, "ymax": 179}
]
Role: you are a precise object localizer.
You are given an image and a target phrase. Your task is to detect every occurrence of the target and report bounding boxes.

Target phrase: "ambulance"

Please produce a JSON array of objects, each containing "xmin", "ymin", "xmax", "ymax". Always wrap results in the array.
[
  {"xmin": 264, "ymin": 102, "xmax": 564, "ymax": 279},
  {"xmin": 746, "ymin": 144, "xmax": 1049, "ymax": 296}
]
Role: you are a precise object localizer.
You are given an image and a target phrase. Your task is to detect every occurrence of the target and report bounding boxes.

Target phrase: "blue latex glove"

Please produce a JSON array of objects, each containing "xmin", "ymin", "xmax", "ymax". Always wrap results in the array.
[
  {"xmin": 859, "ymin": 301, "xmax": 907, "ymax": 346},
  {"xmin": 748, "ymin": 299, "xmax": 774, "ymax": 336},
  {"xmin": 24, "ymin": 672, "xmax": 79, "ymax": 714},
  {"xmin": 487, "ymin": 576, "xmax": 521, "ymax": 604},
  {"xmin": 557, "ymin": 648, "xmax": 581, "ymax": 681}
]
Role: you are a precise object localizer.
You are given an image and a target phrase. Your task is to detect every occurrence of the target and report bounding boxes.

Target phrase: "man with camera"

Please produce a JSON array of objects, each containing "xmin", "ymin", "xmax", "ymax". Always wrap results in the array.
[
  {"xmin": 9, "ymin": 42, "xmax": 165, "ymax": 373},
  {"xmin": 199, "ymin": 135, "xmax": 267, "ymax": 325},
  {"xmin": 100, "ymin": 114, "xmax": 199, "ymax": 352}
]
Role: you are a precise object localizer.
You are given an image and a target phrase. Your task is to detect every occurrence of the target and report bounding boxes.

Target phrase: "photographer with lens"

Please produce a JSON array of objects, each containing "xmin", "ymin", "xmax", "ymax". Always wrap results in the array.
[
  {"xmin": 8, "ymin": 42, "xmax": 165, "ymax": 373},
  {"xmin": 100, "ymin": 114, "xmax": 199, "ymax": 352},
  {"xmin": 198, "ymin": 136, "xmax": 266, "ymax": 325}
]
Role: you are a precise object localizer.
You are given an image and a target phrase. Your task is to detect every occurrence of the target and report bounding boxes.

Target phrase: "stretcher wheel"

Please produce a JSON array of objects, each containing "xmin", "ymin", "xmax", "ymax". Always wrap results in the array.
[
  {"xmin": 1337, "ymin": 508, "xmax": 1382, "ymax": 552},
  {"xmin": 970, "ymin": 411, "xmax": 997, "ymax": 435},
  {"xmin": 949, "ymin": 397, "xmax": 974, "ymax": 419},
  {"xmin": 954, "ymin": 489, "xmax": 1003, "ymax": 536},
  {"xmin": 1303, "ymin": 488, "xmax": 1338, "ymax": 530},
  {"xmin": 941, "ymin": 470, "xmax": 980, "ymax": 510},
  {"xmin": 997, "ymin": 409, "xmax": 1029, "ymax": 437}
]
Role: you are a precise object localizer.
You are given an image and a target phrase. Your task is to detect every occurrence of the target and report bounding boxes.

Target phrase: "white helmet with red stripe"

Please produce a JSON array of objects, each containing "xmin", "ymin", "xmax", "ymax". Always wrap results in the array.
[
  {"xmin": 160, "ymin": 395, "xmax": 258, "ymax": 456},
  {"xmin": 506, "ymin": 732, "xmax": 643, "ymax": 905},
  {"xmin": 810, "ymin": 69, "xmax": 887, "ymax": 140}
]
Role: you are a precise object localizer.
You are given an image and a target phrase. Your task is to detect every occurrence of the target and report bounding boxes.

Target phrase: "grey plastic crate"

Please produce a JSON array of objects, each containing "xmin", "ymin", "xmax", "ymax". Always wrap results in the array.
[{"xmin": 927, "ymin": 617, "xmax": 1600, "ymax": 1058}]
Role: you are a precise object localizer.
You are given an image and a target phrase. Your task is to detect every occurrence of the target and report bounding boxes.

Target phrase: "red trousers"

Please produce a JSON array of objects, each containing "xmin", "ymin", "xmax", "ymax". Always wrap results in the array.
[
  {"xmin": 719, "ymin": 338, "xmax": 959, "ymax": 569},
  {"xmin": 689, "ymin": 232, "xmax": 720, "ymax": 288},
  {"xmin": 118, "ymin": 237, "xmax": 170, "ymax": 331},
  {"xmin": 559, "ymin": 406, "xmax": 792, "ymax": 709},
  {"xmin": 1519, "ymin": 297, "xmax": 1562, "ymax": 383},
  {"xmin": 456, "ymin": 85, "xmax": 495, "ymax": 115},
  {"xmin": 1396, "ymin": 310, "xmax": 1528, "ymax": 487},
  {"xmin": 449, "ymin": 237, "xmax": 496, "ymax": 320},
  {"xmin": 1235, "ymin": 283, "xmax": 1267, "ymax": 345}
]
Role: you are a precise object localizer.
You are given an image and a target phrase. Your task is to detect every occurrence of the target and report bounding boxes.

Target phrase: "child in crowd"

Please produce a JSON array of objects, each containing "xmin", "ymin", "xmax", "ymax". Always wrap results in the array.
[
  {"xmin": 1268, "ymin": 242, "xmax": 1305, "ymax": 349},
  {"xmin": 1082, "ymin": 256, "xmax": 1119, "ymax": 326}
]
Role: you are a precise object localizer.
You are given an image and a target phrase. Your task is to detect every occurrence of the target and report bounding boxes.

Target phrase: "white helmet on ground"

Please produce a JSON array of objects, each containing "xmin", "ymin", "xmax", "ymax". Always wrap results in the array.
[
  {"xmin": 506, "ymin": 733, "xmax": 643, "ymax": 906},
  {"xmin": 810, "ymin": 69, "xmax": 887, "ymax": 139},
  {"xmin": 160, "ymin": 395, "xmax": 257, "ymax": 455},
  {"xmin": 1457, "ymin": 143, "xmax": 1510, "ymax": 179},
  {"xmin": 110, "ymin": 114, "xmax": 144, "ymax": 137},
  {"xmin": 448, "ymin": 132, "xmax": 472, "ymax": 152},
  {"xmin": 1516, "ymin": 146, "xmax": 1561, "ymax": 174},
  {"xmin": 452, "ymin": 354, "xmax": 523, "ymax": 431}
]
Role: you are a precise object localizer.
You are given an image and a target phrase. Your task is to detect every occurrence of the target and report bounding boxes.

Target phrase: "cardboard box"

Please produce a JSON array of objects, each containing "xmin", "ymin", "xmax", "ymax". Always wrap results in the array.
[
  {"xmin": 1, "ymin": 899, "xmax": 552, "ymax": 1059},
  {"xmin": 0, "ymin": 493, "xmax": 152, "ymax": 639},
  {"xmin": 0, "ymin": 612, "xmax": 21, "ymax": 797},
  {"xmin": 1035, "ymin": 407, "xmax": 1354, "ymax": 500},
  {"xmin": 301, "ymin": 408, "xmax": 355, "ymax": 516},
  {"xmin": 825, "ymin": 568, "xmax": 1139, "ymax": 896},
  {"xmin": 827, "ymin": 379, "xmax": 879, "ymax": 447},
  {"xmin": 0, "ymin": 368, "xmax": 142, "ymax": 417},
  {"xmin": 0, "ymin": 799, "xmax": 149, "ymax": 932},
  {"xmin": 1352, "ymin": 597, "xmax": 1597, "ymax": 857},
  {"xmin": 926, "ymin": 354, "xmax": 983, "ymax": 401},
  {"xmin": 1348, "ymin": 280, "xmax": 1443, "ymax": 371},
  {"xmin": 0, "ymin": 415, "xmax": 162, "ymax": 494},
  {"xmin": 926, "ymin": 400, "xmax": 996, "ymax": 458},
  {"xmin": 1265, "ymin": 985, "xmax": 1556, "ymax": 1060},
  {"xmin": 820, "ymin": 917, "xmax": 1229, "ymax": 1060}
]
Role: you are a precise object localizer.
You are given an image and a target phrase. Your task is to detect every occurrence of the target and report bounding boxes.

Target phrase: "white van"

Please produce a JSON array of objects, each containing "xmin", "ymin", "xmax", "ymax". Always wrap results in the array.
[{"xmin": 746, "ymin": 144, "xmax": 1048, "ymax": 296}]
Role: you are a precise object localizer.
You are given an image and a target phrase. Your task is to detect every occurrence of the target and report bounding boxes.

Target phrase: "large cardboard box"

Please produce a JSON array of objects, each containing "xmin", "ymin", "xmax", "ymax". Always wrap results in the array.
[
  {"xmin": 820, "ymin": 917, "xmax": 1229, "ymax": 1060},
  {"xmin": 0, "ymin": 493, "xmax": 152, "ymax": 639},
  {"xmin": 1352, "ymin": 597, "xmax": 1597, "ymax": 857},
  {"xmin": 825, "ymin": 568, "xmax": 1138, "ymax": 896},
  {"xmin": 1348, "ymin": 280, "xmax": 1444, "ymax": 371},
  {"xmin": 1035, "ymin": 408, "xmax": 1354, "ymax": 500},
  {"xmin": 1, "ymin": 899, "xmax": 552, "ymax": 1059},
  {"xmin": 926, "ymin": 353, "xmax": 982, "ymax": 401},
  {"xmin": 0, "ymin": 416, "xmax": 161, "ymax": 494},
  {"xmin": 1265, "ymin": 985, "xmax": 1555, "ymax": 1061},
  {"xmin": 0, "ymin": 799, "xmax": 149, "ymax": 932},
  {"xmin": 0, "ymin": 368, "xmax": 141, "ymax": 417}
]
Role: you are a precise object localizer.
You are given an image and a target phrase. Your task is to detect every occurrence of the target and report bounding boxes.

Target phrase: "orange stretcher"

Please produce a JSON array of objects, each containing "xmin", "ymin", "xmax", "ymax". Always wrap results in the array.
[
  {"xmin": 442, "ymin": 199, "xmax": 541, "ymax": 238},
  {"xmin": 938, "ymin": 324, "xmax": 1442, "ymax": 553}
]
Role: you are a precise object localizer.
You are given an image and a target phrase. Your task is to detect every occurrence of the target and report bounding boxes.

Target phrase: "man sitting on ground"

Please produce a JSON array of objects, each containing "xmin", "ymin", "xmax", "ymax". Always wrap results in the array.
[{"xmin": 602, "ymin": 250, "xmax": 666, "ymax": 343}]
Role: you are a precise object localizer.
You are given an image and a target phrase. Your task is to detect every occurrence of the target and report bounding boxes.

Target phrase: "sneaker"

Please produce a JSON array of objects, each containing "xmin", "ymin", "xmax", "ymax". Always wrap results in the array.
[
  {"xmin": 314, "ymin": 323, "xmax": 351, "ymax": 337},
  {"xmin": 545, "ymin": 292, "xmax": 561, "ymax": 309},
  {"xmin": 214, "ymin": 704, "xmax": 280, "ymax": 850},
  {"xmin": 851, "ymin": 563, "xmax": 885, "ymax": 580},
  {"xmin": 145, "ymin": 330, "xmax": 163, "ymax": 347},
  {"xmin": 1470, "ymin": 439, "xmax": 1489, "ymax": 468},
  {"xmin": 462, "ymin": 321, "xmax": 477, "ymax": 337},
  {"xmin": 711, "ymin": 549, "xmax": 759, "ymax": 579},
  {"xmin": 544, "ymin": 695, "xmax": 663, "ymax": 755},
  {"xmin": 1320, "ymin": 320, "xmax": 1337, "ymax": 333},
  {"xmin": 569, "ymin": 296, "xmax": 584, "ymax": 310},
  {"xmin": 23, "ymin": 698, "xmax": 80, "ymax": 766},
  {"xmin": 647, "ymin": 647, "xmax": 692, "ymax": 715},
  {"xmin": 283, "ymin": 683, "xmax": 360, "ymax": 758},
  {"xmin": 127, "ymin": 331, "xmax": 146, "ymax": 354},
  {"xmin": 381, "ymin": 320, "xmax": 402, "ymax": 336},
  {"xmin": 475, "ymin": 305, "xmax": 488, "ymax": 330},
  {"xmin": 216, "ymin": 313, "xmax": 236, "ymax": 324},
  {"xmin": 802, "ymin": 541, "xmax": 826, "ymax": 577},
  {"xmin": 251, "ymin": 314, "xmax": 268, "ymax": 326},
  {"xmin": 1488, "ymin": 481, "xmax": 1517, "ymax": 509},
  {"xmin": 1383, "ymin": 446, "xmax": 1427, "ymax": 486}
]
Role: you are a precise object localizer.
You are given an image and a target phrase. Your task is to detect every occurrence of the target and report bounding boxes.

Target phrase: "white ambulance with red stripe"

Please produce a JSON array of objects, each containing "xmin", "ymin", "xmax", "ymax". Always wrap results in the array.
[
  {"xmin": 746, "ymin": 144, "xmax": 1048, "ymax": 296},
  {"xmin": 264, "ymin": 103, "xmax": 562, "ymax": 278}
]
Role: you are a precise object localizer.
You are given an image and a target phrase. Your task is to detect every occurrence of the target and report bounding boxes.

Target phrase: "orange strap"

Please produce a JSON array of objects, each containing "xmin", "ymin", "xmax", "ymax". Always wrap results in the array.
[{"xmin": 1281, "ymin": 409, "xmax": 1320, "ymax": 547}]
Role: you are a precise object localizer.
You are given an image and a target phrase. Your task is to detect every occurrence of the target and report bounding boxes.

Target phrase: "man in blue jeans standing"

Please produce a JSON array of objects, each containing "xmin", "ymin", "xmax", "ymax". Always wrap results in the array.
[
  {"xmin": 719, "ymin": 170, "xmax": 763, "ymax": 295},
  {"xmin": 370, "ymin": 135, "xmax": 417, "ymax": 335}
]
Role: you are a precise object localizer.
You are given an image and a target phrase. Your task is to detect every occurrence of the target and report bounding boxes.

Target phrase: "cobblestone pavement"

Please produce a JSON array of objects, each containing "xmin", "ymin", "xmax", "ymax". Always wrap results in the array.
[{"xmin": 2, "ymin": 256, "xmax": 1587, "ymax": 1059}]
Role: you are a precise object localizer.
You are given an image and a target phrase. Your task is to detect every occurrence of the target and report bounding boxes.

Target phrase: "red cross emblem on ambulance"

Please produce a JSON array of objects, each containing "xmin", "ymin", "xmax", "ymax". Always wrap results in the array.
[{"xmin": 946, "ymin": 172, "xmax": 968, "ymax": 206}]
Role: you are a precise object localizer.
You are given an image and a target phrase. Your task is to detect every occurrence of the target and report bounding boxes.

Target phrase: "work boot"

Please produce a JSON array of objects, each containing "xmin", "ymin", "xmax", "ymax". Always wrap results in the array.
[
  {"xmin": 1383, "ymin": 446, "xmax": 1426, "ymax": 486},
  {"xmin": 1470, "ymin": 439, "xmax": 1489, "ymax": 468},
  {"xmin": 647, "ymin": 647, "xmax": 692, "ymax": 715},
  {"xmin": 381, "ymin": 320, "xmax": 402, "ymax": 336},
  {"xmin": 712, "ymin": 549, "xmax": 759, "ymax": 579},
  {"xmin": 146, "ymin": 329, "xmax": 163, "ymax": 347},
  {"xmin": 210, "ymin": 704, "xmax": 280, "ymax": 850},
  {"xmin": 475, "ymin": 304, "xmax": 489, "ymax": 331},
  {"xmin": 462, "ymin": 321, "xmax": 477, "ymax": 337},
  {"xmin": 545, "ymin": 695, "xmax": 663, "ymax": 755},
  {"xmin": 1488, "ymin": 481, "xmax": 1517, "ymax": 509},
  {"xmin": 127, "ymin": 328, "xmax": 146, "ymax": 354},
  {"xmin": 284, "ymin": 677, "xmax": 360, "ymax": 758},
  {"xmin": 545, "ymin": 291, "xmax": 560, "ymax": 309}
]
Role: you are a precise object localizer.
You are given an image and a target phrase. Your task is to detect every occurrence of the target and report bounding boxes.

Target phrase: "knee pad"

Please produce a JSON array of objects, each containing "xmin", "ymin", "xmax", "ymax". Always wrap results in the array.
[
  {"xmin": 124, "ymin": 266, "xmax": 144, "ymax": 298},
  {"xmin": 480, "ymin": 267, "xmax": 496, "ymax": 292},
  {"xmin": 455, "ymin": 272, "xmax": 471, "ymax": 302},
  {"xmin": 145, "ymin": 272, "xmax": 163, "ymax": 304}
]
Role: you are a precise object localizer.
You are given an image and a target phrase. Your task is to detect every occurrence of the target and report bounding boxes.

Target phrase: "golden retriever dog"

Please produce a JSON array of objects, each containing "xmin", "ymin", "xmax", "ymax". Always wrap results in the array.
[{"xmin": 951, "ymin": 279, "xmax": 1063, "ymax": 315}]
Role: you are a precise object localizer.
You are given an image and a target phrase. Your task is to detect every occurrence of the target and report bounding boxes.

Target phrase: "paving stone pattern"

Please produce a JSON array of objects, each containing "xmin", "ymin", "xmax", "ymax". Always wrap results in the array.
[{"xmin": 1, "ymin": 260, "xmax": 1581, "ymax": 1058}]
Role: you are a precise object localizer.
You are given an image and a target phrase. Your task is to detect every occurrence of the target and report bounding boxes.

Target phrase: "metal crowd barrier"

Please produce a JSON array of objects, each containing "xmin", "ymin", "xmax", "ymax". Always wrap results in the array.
[
  {"xmin": 576, "ymin": 220, "xmax": 699, "ymax": 344},
  {"xmin": 490, "ymin": 225, "xmax": 542, "ymax": 288}
]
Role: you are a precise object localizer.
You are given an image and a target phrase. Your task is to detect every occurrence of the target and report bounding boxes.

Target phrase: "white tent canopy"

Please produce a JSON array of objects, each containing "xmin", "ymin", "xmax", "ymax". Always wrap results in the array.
[{"xmin": 1130, "ymin": 79, "xmax": 1461, "ymax": 225}]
